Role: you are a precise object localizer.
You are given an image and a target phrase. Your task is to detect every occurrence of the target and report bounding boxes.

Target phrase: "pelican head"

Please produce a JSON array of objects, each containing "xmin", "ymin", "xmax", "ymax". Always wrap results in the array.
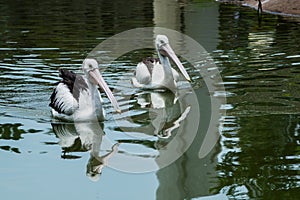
[
  {"xmin": 155, "ymin": 35, "xmax": 191, "ymax": 81},
  {"xmin": 82, "ymin": 58, "xmax": 121, "ymax": 113}
]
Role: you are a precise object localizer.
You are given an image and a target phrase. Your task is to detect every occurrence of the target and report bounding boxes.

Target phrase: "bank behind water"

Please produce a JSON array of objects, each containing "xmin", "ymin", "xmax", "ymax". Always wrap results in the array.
[{"xmin": 218, "ymin": 0, "xmax": 300, "ymax": 17}]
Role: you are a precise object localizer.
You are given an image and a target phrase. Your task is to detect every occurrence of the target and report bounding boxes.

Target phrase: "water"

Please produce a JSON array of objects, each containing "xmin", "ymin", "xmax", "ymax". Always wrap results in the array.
[{"xmin": 1, "ymin": 0, "xmax": 299, "ymax": 199}]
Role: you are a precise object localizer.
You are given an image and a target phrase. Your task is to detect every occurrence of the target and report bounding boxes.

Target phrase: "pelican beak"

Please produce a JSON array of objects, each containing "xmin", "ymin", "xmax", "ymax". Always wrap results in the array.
[
  {"xmin": 89, "ymin": 69, "xmax": 121, "ymax": 113},
  {"xmin": 160, "ymin": 43, "xmax": 191, "ymax": 81}
]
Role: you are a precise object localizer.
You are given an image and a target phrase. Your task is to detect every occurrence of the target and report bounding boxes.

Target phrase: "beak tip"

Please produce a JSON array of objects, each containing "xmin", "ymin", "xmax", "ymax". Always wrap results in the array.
[
  {"xmin": 185, "ymin": 76, "xmax": 191, "ymax": 82},
  {"xmin": 116, "ymin": 109, "xmax": 122, "ymax": 114}
]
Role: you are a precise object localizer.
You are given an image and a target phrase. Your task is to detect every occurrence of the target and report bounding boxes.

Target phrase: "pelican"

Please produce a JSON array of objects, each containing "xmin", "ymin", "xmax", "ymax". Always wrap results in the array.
[
  {"xmin": 49, "ymin": 58, "xmax": 121, "ymax": 122},
  {"xmin": 132, "ymin": 35, "xmax": 191, "ymax": 91}
]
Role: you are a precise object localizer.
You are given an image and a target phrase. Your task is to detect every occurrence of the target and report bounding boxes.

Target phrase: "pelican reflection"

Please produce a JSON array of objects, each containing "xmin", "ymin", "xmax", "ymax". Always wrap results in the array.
[
  {"xmin": 51, "ymin": 122, "xmax": 119, "ymax": 181},
  {"xmin": 124, "ymin": 90, "xmax": 191, "ymax": 139}
]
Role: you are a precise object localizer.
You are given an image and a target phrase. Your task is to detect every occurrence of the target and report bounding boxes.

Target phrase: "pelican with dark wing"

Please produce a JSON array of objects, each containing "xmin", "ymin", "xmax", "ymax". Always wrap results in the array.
[
  {"xmin": 132, "ymin": 35, "xmax": 191, "ymax": 91},
  {"xmin": 49, "ymin": 58, "xmax": 121, "ymax": 122}
]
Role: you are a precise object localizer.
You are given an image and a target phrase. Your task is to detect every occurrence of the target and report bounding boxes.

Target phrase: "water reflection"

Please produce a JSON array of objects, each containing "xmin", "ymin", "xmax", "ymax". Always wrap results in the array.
[
  {"xmin": 1, "ymin": 0, "xmax": 300, "ymax": 199},
  {"xmin": 51, "ymin": 122, "xmax": 119, "ymax": 181},
  {"xmin": 216, "ymin": 4, "xmax": 300, "ymax": 115},
  {"xmin": 0, "ymin": 123, "xmax": 41, "ymax": 153},
  {"xmin": 214, "ymin": 3, "xmax": 300, "ymax": 199},
  {"xmin": 107, "ymin": 86, "xmax": 196, "ymax": 173},
  {"xmin": 131, "ymin": 90, "xmax": 190, "ymax": 138},
  {"xmin": 51, "ymin": 85, "xmax": 194, "ymax": 174},
  {"xmin": 216, "ymin": 115, "xmax": 300, "ymax": 199}
]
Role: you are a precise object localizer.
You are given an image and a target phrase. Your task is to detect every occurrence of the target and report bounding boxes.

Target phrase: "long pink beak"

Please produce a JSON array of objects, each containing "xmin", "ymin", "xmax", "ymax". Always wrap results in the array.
[
  {"xmin": 160, "ymin": 44, "xmax": 191, "ymax": 81},
  {"xmin": 89, "ymin": 69, "xmax": 121, "ymax": 113}
]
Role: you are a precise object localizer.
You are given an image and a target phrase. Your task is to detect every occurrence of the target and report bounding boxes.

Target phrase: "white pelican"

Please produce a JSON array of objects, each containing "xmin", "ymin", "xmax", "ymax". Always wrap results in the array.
[
  {"xmin": 132, "ymin": 35, "xmax": 191, "ymax": 91},
  {"xmin": 49, "ymin": 58, "xmax": 121, "ymax": 122}
]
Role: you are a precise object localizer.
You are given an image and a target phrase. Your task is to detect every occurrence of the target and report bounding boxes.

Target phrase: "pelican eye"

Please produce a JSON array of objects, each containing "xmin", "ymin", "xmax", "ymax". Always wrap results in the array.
[
  {"xmin": 159, "ymin": 42, "xmax": 167, "ymax": 49},
  {"xmin": 88, "ymin": 64, "xmax": 95, "ymax": 70}
]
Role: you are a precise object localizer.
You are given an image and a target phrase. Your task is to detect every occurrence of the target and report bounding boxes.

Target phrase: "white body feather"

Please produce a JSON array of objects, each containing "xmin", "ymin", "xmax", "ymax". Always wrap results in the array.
[{"xmin": 132, "ymin": 61, "xmax": 180, "ymax": 90}]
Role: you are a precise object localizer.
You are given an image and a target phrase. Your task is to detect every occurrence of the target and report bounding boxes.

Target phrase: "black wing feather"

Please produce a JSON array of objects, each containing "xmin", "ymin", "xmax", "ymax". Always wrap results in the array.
[{"xmin": 49, "ymin": 69, "xmax": 89, "ymax": 114}]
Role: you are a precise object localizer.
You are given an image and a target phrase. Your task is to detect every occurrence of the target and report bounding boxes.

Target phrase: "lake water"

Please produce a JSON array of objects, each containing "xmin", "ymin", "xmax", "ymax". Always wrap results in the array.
[{"xmin": 0, "ymin": 0, "xmax": 299, "ymax": 199}]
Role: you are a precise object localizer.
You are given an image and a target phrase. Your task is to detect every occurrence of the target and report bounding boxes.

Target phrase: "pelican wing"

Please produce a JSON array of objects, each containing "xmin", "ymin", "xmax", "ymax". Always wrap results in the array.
[
  {"xmin": 49, "ymin": 69, "xmax": 89, "ymax": 116},
  {"xmin": 49, "ymin": 83, "xmax": 79, "ymax": 115},
  {"xmin": 135, "ymin": 62, "xmax": 152, "ymax": 85}
]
